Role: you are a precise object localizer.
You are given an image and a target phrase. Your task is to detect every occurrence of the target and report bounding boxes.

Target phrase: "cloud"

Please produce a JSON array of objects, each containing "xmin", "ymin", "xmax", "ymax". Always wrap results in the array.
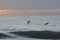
[{"xmin": 0, "ymin": 9, "xmax": 60, "ymax": 15}]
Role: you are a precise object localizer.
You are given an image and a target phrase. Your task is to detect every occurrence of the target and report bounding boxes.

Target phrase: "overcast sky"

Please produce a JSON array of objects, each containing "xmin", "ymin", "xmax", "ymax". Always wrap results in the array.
[
  {"xmin": 0, "ymin": 0, "xmax": 60, "ymax": 15},
  {"xmin": 0, "ymin": 0, "xmax": 60, "ymax": 10}
]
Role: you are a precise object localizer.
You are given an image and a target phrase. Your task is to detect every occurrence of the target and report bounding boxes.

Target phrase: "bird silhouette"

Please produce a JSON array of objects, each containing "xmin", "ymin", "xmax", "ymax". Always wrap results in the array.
[
  {"xmin": 27, "ymin": 21, "xmax": 30, "ymax": 24},
  {"xmin": 44, "ymin": 22, "xmax": 49, "ymax": 26}
]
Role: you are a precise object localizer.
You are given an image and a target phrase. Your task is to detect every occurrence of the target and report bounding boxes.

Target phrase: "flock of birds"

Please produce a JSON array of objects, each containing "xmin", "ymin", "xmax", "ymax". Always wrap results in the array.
[{"xmin": 27, "ymin": 21, "xmax": 49, "ymax": 26}]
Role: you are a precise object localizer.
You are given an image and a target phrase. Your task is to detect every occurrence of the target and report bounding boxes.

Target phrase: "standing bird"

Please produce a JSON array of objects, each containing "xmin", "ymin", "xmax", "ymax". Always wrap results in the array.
[
  {"xmin": 27, "ymin": 21, "xmax": 30, "ymax": 24},
  {"xmin": 44, "ymin": 22, "xmax": 49, "ymax": 26}
]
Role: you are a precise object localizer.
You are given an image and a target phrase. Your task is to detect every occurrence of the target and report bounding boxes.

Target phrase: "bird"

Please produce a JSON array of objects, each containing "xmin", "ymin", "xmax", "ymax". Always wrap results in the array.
[
  {"xmin": 27, "ymin": 21, "xmax": 30, "ymax": 24},
  {"xmin": 44, "ymin": 22, "xmax": 49, "ymax": 26}
]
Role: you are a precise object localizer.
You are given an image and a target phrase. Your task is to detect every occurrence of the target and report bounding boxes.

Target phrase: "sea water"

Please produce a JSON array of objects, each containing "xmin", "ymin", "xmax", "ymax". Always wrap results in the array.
[{"xmin": 0, "ymin": 16, "xmax": 60, "ymax": 40}]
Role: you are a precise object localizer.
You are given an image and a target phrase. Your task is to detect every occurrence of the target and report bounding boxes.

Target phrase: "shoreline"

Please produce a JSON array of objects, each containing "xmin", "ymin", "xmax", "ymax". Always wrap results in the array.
[{"xmin": 10, "ymin": 30, "xmax": 60, "ymax": 39}]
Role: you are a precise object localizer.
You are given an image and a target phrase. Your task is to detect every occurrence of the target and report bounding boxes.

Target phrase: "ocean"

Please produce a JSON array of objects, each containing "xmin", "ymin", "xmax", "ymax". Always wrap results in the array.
[{"xmin": 0, "ymin": 16, "xmax": 60, "ymax": 40}]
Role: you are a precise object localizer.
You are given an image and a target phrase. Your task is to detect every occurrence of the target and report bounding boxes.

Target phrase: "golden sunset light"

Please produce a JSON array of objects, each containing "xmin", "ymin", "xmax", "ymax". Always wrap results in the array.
[{"xmin": 0, "ymin": 9, "xmax": 60, "ymax": 15}]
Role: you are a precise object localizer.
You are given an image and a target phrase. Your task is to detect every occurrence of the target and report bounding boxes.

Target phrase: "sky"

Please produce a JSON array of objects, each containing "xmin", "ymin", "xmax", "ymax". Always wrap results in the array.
[{"xmin": 0, "ymin": 0, "xmax": 60, "ymax": 15}]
